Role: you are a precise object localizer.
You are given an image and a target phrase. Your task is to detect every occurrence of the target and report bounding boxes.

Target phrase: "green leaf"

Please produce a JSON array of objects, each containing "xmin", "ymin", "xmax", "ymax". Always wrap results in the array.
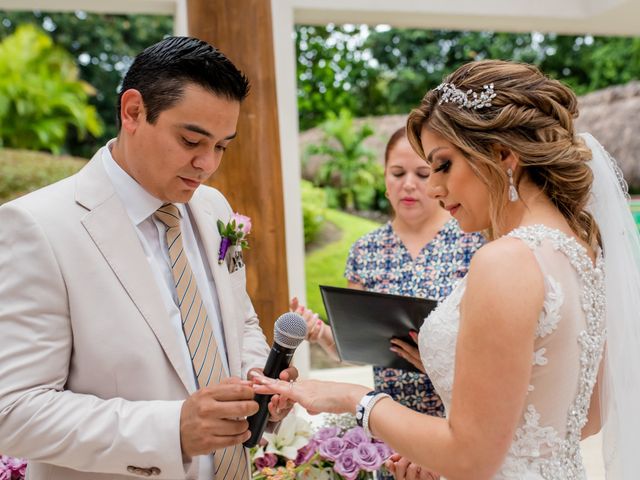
[{"xmin": 0, "ymin": 24, "xmax": 104, "ymax": 153}]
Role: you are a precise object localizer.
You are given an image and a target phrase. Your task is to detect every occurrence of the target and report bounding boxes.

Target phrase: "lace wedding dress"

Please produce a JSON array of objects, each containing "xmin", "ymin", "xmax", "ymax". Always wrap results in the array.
[{"xmin": 419, "ymin": 225, "xmax": 606, "ymax": 479}]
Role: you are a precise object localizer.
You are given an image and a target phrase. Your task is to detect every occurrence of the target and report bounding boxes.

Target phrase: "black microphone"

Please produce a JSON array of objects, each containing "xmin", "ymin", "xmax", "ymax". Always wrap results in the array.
[{"xmin": 243, "ymin": 312, "xmax": 307, "ymax": 448}]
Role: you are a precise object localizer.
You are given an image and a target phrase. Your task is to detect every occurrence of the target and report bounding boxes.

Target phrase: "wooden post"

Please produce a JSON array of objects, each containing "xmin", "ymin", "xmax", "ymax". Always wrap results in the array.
[{"xmin": 187, "ymin": 0, "xmax": 287, "ymax": 344}]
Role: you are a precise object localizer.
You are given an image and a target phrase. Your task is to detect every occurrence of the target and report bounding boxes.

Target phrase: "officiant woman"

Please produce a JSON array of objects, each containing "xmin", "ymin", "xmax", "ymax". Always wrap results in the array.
[{"xmin": 293, "ymin": 126, "xmax": 484, "ymax": 427}]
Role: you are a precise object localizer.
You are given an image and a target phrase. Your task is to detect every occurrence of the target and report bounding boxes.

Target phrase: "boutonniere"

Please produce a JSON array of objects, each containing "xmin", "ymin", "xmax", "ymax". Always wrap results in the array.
[{"xmin": 217, "ymin": 212, "xmax": 251, "ymax": 265}]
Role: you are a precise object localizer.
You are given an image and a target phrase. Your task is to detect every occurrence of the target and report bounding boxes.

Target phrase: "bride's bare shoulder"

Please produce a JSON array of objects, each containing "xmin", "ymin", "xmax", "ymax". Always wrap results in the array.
[
  {"xmin": 460, "ymin": 236, "xmax": 545, "ymax": 336},
  {"xmin": 466, "ymin": 236, "xmax": 544, "ymax": 297}
]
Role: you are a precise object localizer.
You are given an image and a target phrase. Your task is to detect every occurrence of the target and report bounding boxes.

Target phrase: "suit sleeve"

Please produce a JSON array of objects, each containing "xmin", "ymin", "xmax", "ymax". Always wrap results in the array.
[{"xmin": 0, "ymin": 203, "xmax": 187, "ymax": 478}]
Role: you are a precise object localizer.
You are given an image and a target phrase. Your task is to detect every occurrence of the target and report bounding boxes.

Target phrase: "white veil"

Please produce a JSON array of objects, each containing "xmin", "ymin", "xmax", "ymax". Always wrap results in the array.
[{"xmin": 581, "ymin": 133, "xmax": 640, "ymax": 479}]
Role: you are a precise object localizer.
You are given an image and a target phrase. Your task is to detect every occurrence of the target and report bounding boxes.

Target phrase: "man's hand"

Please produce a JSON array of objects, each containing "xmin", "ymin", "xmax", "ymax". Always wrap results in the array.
[
  {"xmin": 248, "ymin": 366, "xmax": 299, "ymax": 422},
  {"xmin": 180, "ymin": 377, "xmax": 258, "ymax": 457}
]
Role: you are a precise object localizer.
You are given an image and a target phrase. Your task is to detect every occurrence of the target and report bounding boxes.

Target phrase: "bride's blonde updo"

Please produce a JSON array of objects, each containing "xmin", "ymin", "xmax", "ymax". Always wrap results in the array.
[{"xmin": 407, "ymin": 59, "xmax": 599, "ymax": 246}]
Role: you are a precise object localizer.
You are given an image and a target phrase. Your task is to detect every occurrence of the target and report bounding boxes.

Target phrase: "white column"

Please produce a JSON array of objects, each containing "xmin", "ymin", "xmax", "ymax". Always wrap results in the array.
[
  {"xmin": 271, "ymin": 0, "xmax": 310, "ymax": 377},
  {"xmin": 173, "ymin": 0, "xmax": 188, "ymax": 36}
]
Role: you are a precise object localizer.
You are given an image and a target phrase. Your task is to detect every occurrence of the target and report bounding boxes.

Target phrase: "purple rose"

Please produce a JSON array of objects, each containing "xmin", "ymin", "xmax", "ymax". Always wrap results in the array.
[
  {"xmin": 295, "ymin": 441, "xmax": 318, "ymax": 466},
  {"xmin": 333, "ymin": 449, "xmax": 360, "ymax": 480},
  {"xmin": 312, "ymin": 426, "xmax": 340, "ymax": 442},
  {"xmin": 374, "ymin": 442, "xmax": 394, "ymax": 461},
  {"xmin": 354, "ymin": 443, "xmax": 383, "ymax": 472},
  {"xmin": 318, "ymin": 437, "xmax": 346, "ymax": 461},
  {"xmin": 254, "ymin": 453, "xmax": 278, "ymax": 470},
  {"xmin": 0, "ymin": 465, "xmax": 10, "ymax": 480},
  {"xmin": 342, "ymin": 427, "xmax": 368, "ymax": 447}
]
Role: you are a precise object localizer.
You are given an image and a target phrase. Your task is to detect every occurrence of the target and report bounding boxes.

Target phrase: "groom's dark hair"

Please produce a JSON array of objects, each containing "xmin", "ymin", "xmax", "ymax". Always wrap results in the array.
[{"xmin": 116, "ymin": 36, "xmax": 250, "ymax": 128}]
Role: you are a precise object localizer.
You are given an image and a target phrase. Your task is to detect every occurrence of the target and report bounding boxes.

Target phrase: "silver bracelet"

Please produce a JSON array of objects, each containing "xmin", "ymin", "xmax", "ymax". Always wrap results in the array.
[{"xmin": 358, "ymin": 392, "xmax": 391, "ymax": 438}]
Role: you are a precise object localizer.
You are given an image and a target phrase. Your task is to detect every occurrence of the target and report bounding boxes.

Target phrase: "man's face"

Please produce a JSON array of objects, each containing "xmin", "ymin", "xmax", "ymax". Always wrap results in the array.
[{"xmin": 123, "ymin": 83, "xmax": 240, "ymax": 203}]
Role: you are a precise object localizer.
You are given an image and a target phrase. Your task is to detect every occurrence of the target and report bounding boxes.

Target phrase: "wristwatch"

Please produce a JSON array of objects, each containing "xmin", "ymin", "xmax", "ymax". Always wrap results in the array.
[{"xmin": 356, "ymin": 390, "xmax": 391, "ymax": 437}]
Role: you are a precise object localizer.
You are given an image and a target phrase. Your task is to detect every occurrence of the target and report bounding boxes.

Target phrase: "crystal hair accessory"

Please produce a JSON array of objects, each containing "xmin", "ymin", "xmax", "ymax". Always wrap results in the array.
[{"xmin": 435, "ymin": 82, "xmax": 497, "ymax": 109}]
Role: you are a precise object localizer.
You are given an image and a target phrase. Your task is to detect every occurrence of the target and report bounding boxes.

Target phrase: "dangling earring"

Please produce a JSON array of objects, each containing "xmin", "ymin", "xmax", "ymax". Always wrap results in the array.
[{"xmin": 507, "ymin": 168, "xmax": 519, "ymax": 202}]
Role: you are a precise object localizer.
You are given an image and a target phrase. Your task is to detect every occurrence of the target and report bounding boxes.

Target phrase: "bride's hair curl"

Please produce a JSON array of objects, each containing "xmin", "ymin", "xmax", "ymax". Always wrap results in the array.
[{"xmin": 407, "ymin": 59, "xmax": 600, "ymax": 246}]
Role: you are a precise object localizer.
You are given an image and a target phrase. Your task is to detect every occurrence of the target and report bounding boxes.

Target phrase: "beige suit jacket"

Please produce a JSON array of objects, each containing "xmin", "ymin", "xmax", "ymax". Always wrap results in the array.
[{"xmin": 0, "ymin": 151, "xmax": 270, "ymax": 479}]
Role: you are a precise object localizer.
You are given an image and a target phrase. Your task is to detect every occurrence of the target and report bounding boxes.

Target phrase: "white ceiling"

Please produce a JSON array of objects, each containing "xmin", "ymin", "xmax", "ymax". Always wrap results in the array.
[
  {"xmin": 1, "ymin": 0, "xmax": 639, "ymax": 36},
  {"xmin": 290, "ymin": 0, "xmax": 640, "ymax": 36}
]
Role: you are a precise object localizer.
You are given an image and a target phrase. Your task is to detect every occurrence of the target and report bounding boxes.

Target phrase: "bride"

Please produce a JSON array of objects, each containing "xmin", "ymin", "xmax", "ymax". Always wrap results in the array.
[{"xmin": 252, "ymin": 60, "xmax": 640, "ymax": 479}]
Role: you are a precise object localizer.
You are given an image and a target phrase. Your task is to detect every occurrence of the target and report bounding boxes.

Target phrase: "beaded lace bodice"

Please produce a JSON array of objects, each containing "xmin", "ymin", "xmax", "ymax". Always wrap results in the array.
[{"xmin": 419, "ymin": 225, "xmax": 606, "ymax": 479}]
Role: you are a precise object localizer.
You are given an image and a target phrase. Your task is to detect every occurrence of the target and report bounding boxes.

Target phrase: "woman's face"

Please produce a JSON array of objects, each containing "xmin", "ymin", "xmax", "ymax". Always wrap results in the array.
[
  {"xmin": 420, "ymin": 127, "xmax": 492, "ymax": 232},
  {"xmin": 385, "ymin": 136, "xmax": 442, "ymax": 224}
]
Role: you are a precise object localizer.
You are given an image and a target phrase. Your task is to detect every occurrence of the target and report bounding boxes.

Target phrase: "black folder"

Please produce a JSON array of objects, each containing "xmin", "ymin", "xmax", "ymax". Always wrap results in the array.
[{"xmin": 319, "ymin": 285, "xmax": 438, "ymax": 372}]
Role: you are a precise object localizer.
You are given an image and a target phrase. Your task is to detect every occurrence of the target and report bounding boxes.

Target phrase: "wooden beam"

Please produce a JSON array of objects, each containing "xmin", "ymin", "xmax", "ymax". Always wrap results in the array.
[
  {"xmin": 0, "ymin": 0, "xmax": 178, "ymax": 14},
  {"xmin": 187, "ymin": 0, "xmax": 287, "ymax": 344}
]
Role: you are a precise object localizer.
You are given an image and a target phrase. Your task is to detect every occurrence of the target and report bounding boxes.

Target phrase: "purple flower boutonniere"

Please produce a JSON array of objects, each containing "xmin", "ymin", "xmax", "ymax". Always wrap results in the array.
[{"xmin": 217, "ymin": 212, "xmax": 252, "ymax": 264}]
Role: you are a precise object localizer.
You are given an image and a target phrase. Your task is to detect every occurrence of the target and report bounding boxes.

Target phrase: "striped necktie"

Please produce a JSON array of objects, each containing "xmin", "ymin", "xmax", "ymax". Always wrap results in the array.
[{"xmin": 154, "ymin": 203, "xmax": 249, "ymax": 480}]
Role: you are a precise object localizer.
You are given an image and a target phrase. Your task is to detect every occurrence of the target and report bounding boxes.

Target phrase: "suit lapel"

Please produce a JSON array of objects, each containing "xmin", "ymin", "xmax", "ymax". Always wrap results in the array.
[
  {"xmin": 76, "ymin": 154, "xmax": 194, "ymax": 393},
  {"xmin": 188, "ymin": 194, "xmax": 242, "ymax": 377}
]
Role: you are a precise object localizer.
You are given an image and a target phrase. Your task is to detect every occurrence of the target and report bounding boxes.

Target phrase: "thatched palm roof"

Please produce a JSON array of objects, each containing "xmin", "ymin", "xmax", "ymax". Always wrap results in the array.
[
  {"xmin": 576, "ymin": 81, "xmax": 640, "ymax": 187},
  {"xmin": 300, "ymin": 81, "xmax": 640, "ymax": 188}
]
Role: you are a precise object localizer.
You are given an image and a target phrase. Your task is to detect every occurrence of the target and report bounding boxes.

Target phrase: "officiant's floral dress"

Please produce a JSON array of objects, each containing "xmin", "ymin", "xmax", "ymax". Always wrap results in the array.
[
  {"xmin": 420, "ymin": 226, "xmax": 605, "ymax": 478},
  {"xmin": 344, "ymin": 218, "xmax": 484, "ymax": 417}
]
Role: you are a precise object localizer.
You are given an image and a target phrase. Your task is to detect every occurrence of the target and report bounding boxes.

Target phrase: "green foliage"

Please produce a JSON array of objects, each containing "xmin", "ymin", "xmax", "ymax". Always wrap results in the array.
[
  {"xmin": 301, "ymin": 180, "xmax": 327, "ymax": 245},
  {"xmin": 365, "ymin": 29, "xmax": 542, "ymax": 114},
  {"xmin": 305, "ymin": 209, "xmax": 380, "ymax": 319},
  {"xmin": 0, "ymin": 148, "xmax": 85, "ymax": 204},
  {"xmin": 296, "ymin": 24, "xmax": 387, "ymax": 131},
  {"xmin": 0, "ymin": 11, "xmax": 173, "ymax": 156},
  {"xmin": 216, "ymin": 218, "xmax": 249, "ymax": 249},
  {"xmin": 538, "ymin": 35, "xmax": 640, "ymax": 95},
  {"xmin": 308, "ymin": 110, "xmax": 381, "ymax": 211},
  {"xmin": 296, "ymin": 26, "xmax": 640, "ymax": 130},
  {"xmin": 0, "ymin": 25, "xmax": 103, "ymax": 154},
  {"xmin": 352, "ymin": 161, "xmax": 389, "ymax": 213}
]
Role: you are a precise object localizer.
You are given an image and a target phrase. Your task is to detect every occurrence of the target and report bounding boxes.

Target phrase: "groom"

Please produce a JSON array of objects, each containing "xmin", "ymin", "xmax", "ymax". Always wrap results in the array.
[{"xmin": 0, "ymin": 37, "xmax": 295, "ymax": 479}]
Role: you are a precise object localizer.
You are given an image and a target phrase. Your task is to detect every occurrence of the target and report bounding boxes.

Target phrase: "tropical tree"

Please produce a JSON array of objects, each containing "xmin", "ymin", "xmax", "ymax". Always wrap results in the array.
[
  {"xmin": 365, "ymin": 29, "xmax": 542, "ymax": 114},
  {"xmin": 0, "ymin": 25, "xmax": 103, "ymax": 153},
  {"xmin": 296, "ymin": 25, "xmax": 640, "ymax": 130},
  {"xmin": 307, "ymin": 110, "xmax": 381, "ymax": 211},
  {"xmin": 295, "ymin": 24, "xmax": 387, "ymax": 130},
  {"xmin": 0, "ymin": 11, "xmax": 173, "ymax": 155}
]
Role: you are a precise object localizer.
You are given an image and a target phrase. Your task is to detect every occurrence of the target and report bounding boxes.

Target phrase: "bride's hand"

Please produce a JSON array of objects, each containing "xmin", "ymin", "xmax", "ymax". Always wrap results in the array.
[
  {"xmin": 390, "ymin": 332, "xmax": 426, "ymax": 373},
  {"xmin": 385, "ymin": 454, "xmax": 440, "ymax": 480},
  {"xmin": 250, "ymin": 372, "xmax": 369, "ymax": 416}
]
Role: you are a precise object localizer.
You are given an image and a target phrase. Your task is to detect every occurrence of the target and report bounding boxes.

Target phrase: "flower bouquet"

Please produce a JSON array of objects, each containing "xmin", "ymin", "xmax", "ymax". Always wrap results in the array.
[
  {"xmin": 0, "ymin": 456, "xmax": 26, "ymax": 480},
  {"xmin": 251, "ymin": 413, "xmax": 393, "ymax": 480}
]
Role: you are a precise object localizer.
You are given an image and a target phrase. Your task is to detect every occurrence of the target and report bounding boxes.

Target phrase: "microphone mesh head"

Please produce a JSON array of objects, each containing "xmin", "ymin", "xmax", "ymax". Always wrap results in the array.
[{"xmin": 274, "ymin": 312, "xmax": 307, "ymax": 349}]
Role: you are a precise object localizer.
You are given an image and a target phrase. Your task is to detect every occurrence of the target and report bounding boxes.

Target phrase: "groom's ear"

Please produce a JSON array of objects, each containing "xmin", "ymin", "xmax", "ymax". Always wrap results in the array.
[{"xmin": 119, "ymin": 89, "xmax": 146, "ymax": 134}]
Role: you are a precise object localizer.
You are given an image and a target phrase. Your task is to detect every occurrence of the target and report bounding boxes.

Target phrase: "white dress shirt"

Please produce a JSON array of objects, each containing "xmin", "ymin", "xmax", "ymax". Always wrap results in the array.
[{"xmin": 102, "ymin": 142, "xmax": 224, "ymax": 479}]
